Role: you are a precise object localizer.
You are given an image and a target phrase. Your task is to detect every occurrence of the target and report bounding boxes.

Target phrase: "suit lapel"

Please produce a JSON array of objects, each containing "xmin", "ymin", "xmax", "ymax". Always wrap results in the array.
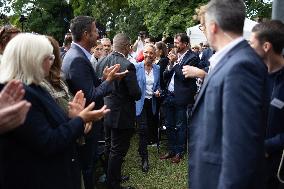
[
  {"xmin": 71, "ymin": 43, "xmax": 91, "ymax": 62},
  {"xmin": 180, "ymin": 51, "xmax": 195, "ymax": 66}
]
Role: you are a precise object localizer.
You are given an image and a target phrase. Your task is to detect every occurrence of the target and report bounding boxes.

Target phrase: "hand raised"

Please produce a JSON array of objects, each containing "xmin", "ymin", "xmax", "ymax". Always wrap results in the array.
[
  {"xmin": 0, "ymin": 80, "xmax": 25, "ymax": 108},
  {"xmin": 78, "ymin": 103, "xmax": 110, "ymax": 123},
  {"xmin": 68, "ymin": 90, "xmax": 86, "ymax": 118},
  {"xmin": 0, "ymin": 100, "xmax": 31, "ymax": 134},
  {"xmin": 105, "ymin": 64, "xmax": 121, "ymax": 81}
]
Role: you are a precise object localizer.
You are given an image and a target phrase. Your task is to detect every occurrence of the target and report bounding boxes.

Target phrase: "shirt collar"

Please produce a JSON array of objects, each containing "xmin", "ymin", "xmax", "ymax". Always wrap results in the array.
[
  {"xmin": 177, "ymin": 50, "xmax": 189, "ymax": 64},
  {"xmin": 72, "ymin": 42, "xmax": 92, "ymax": 61},
  {"xmin": 209, "ymin": 37, "xmax": 245, "ymax": 72}
]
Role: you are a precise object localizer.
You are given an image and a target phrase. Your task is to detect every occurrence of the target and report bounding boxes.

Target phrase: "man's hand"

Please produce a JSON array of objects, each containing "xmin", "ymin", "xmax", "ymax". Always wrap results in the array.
[
  {"xmin": 182, "ymin": 65, "xmax": 206, "ymax": 79},
  {"xmin": 167, "ymin": 52, "xmax": 178, "ymax": 65}
]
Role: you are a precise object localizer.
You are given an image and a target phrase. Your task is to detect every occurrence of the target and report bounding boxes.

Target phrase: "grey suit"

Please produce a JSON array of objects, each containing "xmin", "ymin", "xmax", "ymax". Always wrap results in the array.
[{"xmin": 189, "ymin": 40, "xmax": 268, "ymax": 189}]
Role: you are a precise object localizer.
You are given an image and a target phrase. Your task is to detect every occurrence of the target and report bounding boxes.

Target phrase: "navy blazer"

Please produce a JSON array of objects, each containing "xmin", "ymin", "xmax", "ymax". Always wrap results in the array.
[
  {"xmin": 62, "ymin": 43, "xmax": 111, "ymax": 106},
  {"xmin": 163, "ymin": 50, "xmax": 200, "ymax": 105},
  {"xmin": 135, "ymin": 62, "xmax": 160, "ymax": 116},
  {"xmin": 199, "ymin": 48, "xmax": 214, "ymax": 72},
  {"xmin": 189, "ymin": 40, "xmax": 268, "ymax": 189},
  {"xmin": 0, "ymin": 84, "xmax": 84, "ymax": 189}
]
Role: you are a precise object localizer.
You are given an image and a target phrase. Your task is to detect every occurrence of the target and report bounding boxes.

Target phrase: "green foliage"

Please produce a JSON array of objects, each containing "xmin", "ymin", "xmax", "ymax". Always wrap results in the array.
[
  {"xmin": 0, "ymin": 0, "xmax": 273, "ymax": 43},
  {"xmin": 129, "ymin": 0, "xmax": 209, "ymax": 39},
  {"xmin": 245, "ymin": 0, "xmax": 272, "ymax": 21},
  {"xmin": 1, "ymin": 0, "xmax": 73, "ymax": 43}
]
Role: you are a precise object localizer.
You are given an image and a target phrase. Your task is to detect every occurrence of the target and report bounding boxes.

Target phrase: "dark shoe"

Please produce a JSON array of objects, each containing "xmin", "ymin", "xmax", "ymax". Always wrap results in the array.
[
  {"xmin": 171, "ymin": 154, "xmax": 182, "ymax": 163},
  {"xmin": 159, "ymin": 152, "xmax": 175, "ymax": 160},
  {"xmin": 141, "ymin": 158, "xmax": 149, "ymax": 173},
  {"xmin": 121, "ymin": 175, "xmax": 130, "ymax": 182}
]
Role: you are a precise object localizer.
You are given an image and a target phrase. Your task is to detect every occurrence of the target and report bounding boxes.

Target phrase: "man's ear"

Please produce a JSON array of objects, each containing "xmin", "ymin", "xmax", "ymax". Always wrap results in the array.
[{"xmin": 263, "ymin": 42, "xmax": 272, "ymax": 53}]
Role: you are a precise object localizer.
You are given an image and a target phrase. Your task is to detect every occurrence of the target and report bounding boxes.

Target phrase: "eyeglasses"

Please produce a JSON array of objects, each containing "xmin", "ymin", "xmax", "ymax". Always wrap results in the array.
[{"xmin": 199, "ymin": 24, "xmax": 206, "ymax": 31}]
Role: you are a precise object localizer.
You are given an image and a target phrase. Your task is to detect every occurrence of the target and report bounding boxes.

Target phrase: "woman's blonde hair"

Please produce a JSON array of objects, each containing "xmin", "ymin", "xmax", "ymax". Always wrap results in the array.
[{"xmin": 0, "ymin": 33, "xmax": 53, "ymax": 85}]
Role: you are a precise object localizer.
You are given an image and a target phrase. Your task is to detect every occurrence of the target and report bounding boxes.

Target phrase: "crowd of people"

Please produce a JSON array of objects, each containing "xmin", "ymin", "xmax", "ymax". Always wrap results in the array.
[{"xmin": 0, "ymin": 0, "xmax": 284, "ymax": 189}]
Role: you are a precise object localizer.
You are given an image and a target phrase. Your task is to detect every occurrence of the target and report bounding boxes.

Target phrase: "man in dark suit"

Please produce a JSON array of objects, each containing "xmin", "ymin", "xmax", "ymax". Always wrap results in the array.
[
  {"xmin": 199, "ymin": 44, "xmax": 214, "ymax": 72},
  {"xmin": 96, "ymin": 33, "xmax": 141, "ymax": 189},
  {"xmin": 250, "ymin": 20, "xmax": 284, "ymax": 189},
  {"xmin": 189, "ymin": 1, "xmax": 268, "ymax": 189},
  {"xmin": 160, "ymin": 33, "xmax": 200, "ymax": 163},
  {"xmin": 62, "ymin": 16, "xmax": 120, "ymax": 189}
]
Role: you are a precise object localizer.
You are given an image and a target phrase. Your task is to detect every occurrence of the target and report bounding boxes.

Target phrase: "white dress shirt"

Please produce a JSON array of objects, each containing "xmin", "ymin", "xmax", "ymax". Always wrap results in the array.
[
  {"xmin": 145, "ymin": 68, "xmax": 154, "ymax": 99},
  {"xmin": 167, "ymin": 50, "xmax": 188, "ymax": 92},
  {"xmin": 208, "ymin": 37, "xmax": 245, "ymax": 74},
  {"xmin": 72, "ymin": 42, "xmax": 92, "ymax": 61}
]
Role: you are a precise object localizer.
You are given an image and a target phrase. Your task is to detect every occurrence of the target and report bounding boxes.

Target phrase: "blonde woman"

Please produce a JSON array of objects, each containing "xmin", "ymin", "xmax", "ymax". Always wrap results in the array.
[{"xmin": 0, "ymin": 33, "xmax": 110, "ymax": 189}]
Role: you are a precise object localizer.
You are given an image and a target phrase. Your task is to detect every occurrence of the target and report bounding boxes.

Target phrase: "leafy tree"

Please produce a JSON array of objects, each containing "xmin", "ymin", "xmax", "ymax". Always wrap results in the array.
[
  {"xmin": 129, "ymin": 0, "xmax": 209, "ymax": 39},
  {"xmin": 1, "ymin": 0, "xmax": 73, "ymax": 43},
  {"xmin": 245, "ymin": 0, "xmax": 272, "ymax": 21},
  {"xmin": 1, "ymin": 0, "xmax": 273, "ymax": 43}
]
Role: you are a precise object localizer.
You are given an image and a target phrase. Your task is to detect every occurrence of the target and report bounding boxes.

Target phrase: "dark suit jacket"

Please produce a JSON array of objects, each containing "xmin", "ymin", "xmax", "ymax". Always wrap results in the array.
[
  {"xmin": 0, "ymin": 84, "xmax": 84, "ymax": 189},
  {"xmin": 97, "ymin": 52, "xmax": 141, "ymax": 129},
  {"xmin": 189, "ymin": 40, "xmax": 268, "ymax": 189},
  {"xmin": 199, "ymin": 48, "xmax": 214, "ymax": 72},
  {"xmin": 157, "ymin": 57, "xmax": 169, "ymax": 91},
  {"xmin": 265, "ymin": 67, "xmax": 284, "ymax": 154},
  {"xmin": 62, "ymin": 43, "xmax": 111, "ymax": 106},
  {"xmin": 163, "ymin": 50, "xmax": 200, "ymax": 105}
]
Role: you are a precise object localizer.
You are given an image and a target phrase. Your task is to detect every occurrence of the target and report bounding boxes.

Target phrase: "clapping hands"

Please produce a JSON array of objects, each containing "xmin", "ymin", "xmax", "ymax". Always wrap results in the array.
[
  {"xmin": 0, "ymin": 80, "xmax": 31, "ymax": 134},
  {"xmin": 103, "ymin": 64, "xmax": 129, "ymax": 81}
]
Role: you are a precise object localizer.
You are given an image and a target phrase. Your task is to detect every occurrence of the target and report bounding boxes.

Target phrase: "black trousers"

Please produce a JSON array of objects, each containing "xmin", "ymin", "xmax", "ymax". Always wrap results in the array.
[
  {"xmin": 106, "ymin": 128, "xmax": 134, "ymax": 189},
  {"xmin": 137, "ymin": 98, "xmax": 156, "ymax": 158},
  {"xmin": 77, "ymin": 121, "xmax": 101, "ymax": 189}
]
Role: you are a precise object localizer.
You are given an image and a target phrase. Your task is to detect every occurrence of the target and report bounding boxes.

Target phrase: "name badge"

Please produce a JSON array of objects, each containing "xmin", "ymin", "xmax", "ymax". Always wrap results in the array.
[{"xmin": 271, "ymin": 98, "xmax": 284, "ymax": 109}]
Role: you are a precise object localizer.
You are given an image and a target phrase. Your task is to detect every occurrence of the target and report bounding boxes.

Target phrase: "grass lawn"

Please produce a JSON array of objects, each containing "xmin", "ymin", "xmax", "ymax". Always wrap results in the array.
[{"xmin": 120, "ymin": 134, "xmax": 188, "ymax": 189}]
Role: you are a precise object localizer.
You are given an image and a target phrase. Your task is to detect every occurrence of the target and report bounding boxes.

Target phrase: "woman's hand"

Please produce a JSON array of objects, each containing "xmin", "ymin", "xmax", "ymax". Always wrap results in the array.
[
  {"xmin": 0, "ymin": 80, "xmax": 31, "ymax": 134},
  {"xmin": 78, "ymin": 103, "xmax": 110, "ymax": 123},
  {"xmin": 68, "ymin": 90, "xmax": 86, "ymax": 118},
  {"xmin": 154, "ymin": 90, "xmax": 160, "ymax": 97}
]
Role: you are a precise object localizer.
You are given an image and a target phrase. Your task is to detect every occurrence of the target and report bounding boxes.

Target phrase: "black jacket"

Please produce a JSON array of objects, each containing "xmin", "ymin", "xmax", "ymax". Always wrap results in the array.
[
  {"xmin": 0, "ymin": 84, "xmax": 84, "ymax": 189},
  {"xmin": 164, "ymin": 50, "xmax": 200, "ymax": 105},
  {"xmin": 97, "ymin": 52, "xmax": 141, "ymax": 129}
]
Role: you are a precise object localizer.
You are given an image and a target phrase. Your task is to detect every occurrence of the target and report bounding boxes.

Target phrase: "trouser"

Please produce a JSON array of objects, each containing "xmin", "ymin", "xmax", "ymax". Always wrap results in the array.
[
  {"xmin": 78, "ymin": 121, "xmax": 101, "ymax": 189},
  {"xmin": 137, "ymin": 98, "xmax": 155, "ymax": 158},
  {"xmin": 106, "ymin": 128, "xmax": 134, "ymax": 189},
  {"xmin": 164, "ymin": 95, "xmax": 188, "ymax": 155}
]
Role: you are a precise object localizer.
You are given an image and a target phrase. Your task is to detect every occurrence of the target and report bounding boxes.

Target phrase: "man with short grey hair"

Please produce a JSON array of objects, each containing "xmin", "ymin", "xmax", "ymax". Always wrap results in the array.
[
  {"xmin": 189, "ymin": 0, "xmax": 268, "ymax": 188},
  {"xmin": 101, "ymin": 37, "xmax": 112, "ymax": 57},
  {"xmin": 97, "ymin": 33, "xmax": 141, "ymax": 189}
]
